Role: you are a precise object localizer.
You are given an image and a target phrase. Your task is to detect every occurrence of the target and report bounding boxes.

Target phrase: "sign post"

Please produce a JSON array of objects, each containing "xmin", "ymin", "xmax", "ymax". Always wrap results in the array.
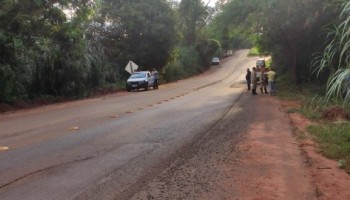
[{"xmin": 125, "ymin": 61, "xmax": 139, "ymax": 74}]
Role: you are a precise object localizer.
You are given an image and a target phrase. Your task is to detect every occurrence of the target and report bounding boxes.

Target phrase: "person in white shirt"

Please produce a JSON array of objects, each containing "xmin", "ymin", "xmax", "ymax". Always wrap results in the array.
[{"xmin": 152, "ymin": 68, "xmax": 159, "ymax": 89}]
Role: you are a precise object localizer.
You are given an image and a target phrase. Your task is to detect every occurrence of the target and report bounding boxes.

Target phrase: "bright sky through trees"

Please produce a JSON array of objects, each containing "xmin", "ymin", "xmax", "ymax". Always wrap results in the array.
[
  {"xmin": 173, "ymin": 0, "xmax": 218, "ymax": 7},
  {"xmin": 203, "ymin": 0, "xmax": 217, "ymax": 7}
]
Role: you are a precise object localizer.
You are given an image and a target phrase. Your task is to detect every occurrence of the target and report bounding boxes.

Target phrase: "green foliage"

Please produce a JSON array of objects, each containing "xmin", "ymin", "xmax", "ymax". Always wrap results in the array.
[
  {"xmin": 0, "ymin": 0, "xmax": 109, "ymax": 102},
  {"xmin": 98, "ymin": 0, "xmax": 177, "ymax": 73},
  {"xmin": 258, "ymin": 0, "xmax": 341, "ymax": 84},
  {"xmin": 178, "ymin": 0, "xmax": 207, "ymax": 46},
  {"xmin": 206, "ymin": 0, "xmax": 256, "ymax": 49},
  {"xmin": 162, "ymin": 37, "xmax": 220, "ymax": 82},
  {"xmin": 2, "ymin": 0, "xmax": 345, "ymax": 106},
  {"xmin": 0, "ymin": 0, "xmax": 221, "ymax": 103},
  {"xmin": 196, "ymin": 38, "xmax": 221, "ymax": 69},
  {"xmin": 308, "ymin": 122, "xmax": 350, "ymax": 173},
  {"xmin": 161, "ymin": 0, "xmax": 218, "ymax": 82},
  {"xmin": 248, "ymin": 47, "xmax": 260, "ymax": 56},
  {"xmin": 312, "ymin": 2, "xmax": 350, "ymax": 104},
  {"xmin": 277, "ymin": 72, "xmax": 329, "ymax": 121},
  {"xmin": 209, "ymin": 0, "xmax": 342, "ymax": 85},
  {"xmin": 163, "ymin": 46, "xmax": 200, "ymax": 82},
  {"xmin": 299, "ymin": 107, "xmax": 323, "ymax": 121},
  {"xmin": 162, "ymin": 62, "xmax": 186, "ymax": 83}
]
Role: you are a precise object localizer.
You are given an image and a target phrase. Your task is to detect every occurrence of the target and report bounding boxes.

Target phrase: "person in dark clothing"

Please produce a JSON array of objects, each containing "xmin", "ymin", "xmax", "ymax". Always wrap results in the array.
[
  {"xmin": 252, "ymin": 67, "xmax": 258, "ymax": 95},
  {"xmin": 259, "ymin": 67, "xmax": 268, "ymax": 94},
  {"xmin": 246, "ymin": 68, "xmax": 251, "ymax": 90}
]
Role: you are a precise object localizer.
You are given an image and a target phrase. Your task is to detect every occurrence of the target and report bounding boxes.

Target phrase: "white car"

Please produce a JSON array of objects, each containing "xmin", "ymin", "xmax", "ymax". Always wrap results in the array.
[
  {"xmin": 256, "ymin": 58, "xmax": 266, "ymax": 68},
  {"xmin": 126, "ymin": 71, "xmax": 155, "ymax": 91},
  {"xmin": 211, "ymin": 57, "xmax": 220, "ymax": 65}
]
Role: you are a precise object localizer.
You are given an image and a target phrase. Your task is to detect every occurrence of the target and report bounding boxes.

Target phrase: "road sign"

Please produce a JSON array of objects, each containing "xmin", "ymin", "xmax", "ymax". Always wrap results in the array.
[{"xmin": 125, "ymin": 61, "xmax": 139, "ymax": 74}]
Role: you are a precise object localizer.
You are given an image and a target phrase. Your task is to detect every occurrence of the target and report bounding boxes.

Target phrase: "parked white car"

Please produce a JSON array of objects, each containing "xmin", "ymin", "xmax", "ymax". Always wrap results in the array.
[
  {"xmin": 211, "ymin": 57, "xmax": 220, "ymax": 65},
  {"xmin": 126, "ymin": 71, "xmax": 155, "ymax": 91}
]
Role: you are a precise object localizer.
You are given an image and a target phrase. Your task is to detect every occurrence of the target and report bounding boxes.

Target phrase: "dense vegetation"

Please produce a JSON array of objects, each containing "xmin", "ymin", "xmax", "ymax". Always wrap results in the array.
[
  {"xmin": 1, "ymin": 0, "xmax": 349, "ymax": 106},
  {"xmin": 0, "ymin": 0, "xmax": 221, "ymax": 103}
]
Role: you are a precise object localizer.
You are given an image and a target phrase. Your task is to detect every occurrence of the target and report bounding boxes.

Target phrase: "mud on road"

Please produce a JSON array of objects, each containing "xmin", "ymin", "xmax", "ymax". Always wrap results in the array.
[{"xmin": 131, "ymin": 91, "xmax": 350, "ymax": 200}]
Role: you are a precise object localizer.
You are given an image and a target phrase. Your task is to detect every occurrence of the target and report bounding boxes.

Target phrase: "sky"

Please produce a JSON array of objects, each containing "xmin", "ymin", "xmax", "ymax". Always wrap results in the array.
[
  {"xmin": 173, "ymin": 0, "xmax": 218, "ymax": 7},
  {"xmin": 203, "ymin": 0, "xmax": 218, "ymax": 7}
]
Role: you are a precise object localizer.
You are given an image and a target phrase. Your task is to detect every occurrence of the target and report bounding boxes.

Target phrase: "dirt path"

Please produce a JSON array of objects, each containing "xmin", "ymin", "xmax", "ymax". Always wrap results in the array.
[
  {"xmin": 232, "ymin": 95, "xmax": 315, "ymax": 199},
  {"xmin": 132, "ymin": 91, "xmax": 350, "ymax": 199},
  {"xmin": 225, "ymin": 94, "xmax": 350, "ymax": 200}
]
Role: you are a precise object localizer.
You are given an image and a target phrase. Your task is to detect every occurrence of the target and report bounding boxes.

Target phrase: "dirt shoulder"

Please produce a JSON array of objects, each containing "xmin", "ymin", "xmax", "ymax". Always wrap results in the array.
[
  {"xmin": 286, "ymin": 101, "xmax": 350, "ymax": 200},
  {"xmin": 231, "ymin": 95, "xmax": 315, "ymax": 199},
  {"xmin": 233, "ymin": 94, "xmax": 350, "ymax": 200}
]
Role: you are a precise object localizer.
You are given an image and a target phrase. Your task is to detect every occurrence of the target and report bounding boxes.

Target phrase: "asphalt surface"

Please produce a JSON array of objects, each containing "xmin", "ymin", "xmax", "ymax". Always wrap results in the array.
[{"xmin": 0, "ymin": 50, "xmax": 257, "ymax": 200}]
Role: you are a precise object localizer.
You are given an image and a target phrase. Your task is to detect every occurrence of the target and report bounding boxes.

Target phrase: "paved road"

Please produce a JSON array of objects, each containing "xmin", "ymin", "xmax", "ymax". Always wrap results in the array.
[{"xmin": 0, "ymin": 50, "xmax": 256, "ymax": 200}]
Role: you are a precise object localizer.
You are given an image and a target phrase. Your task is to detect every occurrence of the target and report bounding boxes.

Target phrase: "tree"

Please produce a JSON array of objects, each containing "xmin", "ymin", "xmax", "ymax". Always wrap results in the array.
[
  {"xmin": 208, "ymin": 0, "xmax": 341, "ymax": 84},
  {"xmin": 257, "ymin": 0, "xmax": 340, "ymax": 84},
  {"xmin": 97, "ymin": 0, "xmax": 177, "ymax": 73},
  {"xmin": 206, "ymin": 0, "xmax": 256, "ymax": 50},
  {"xmin": 178, "ymin": 0, "xmax": 207, "ymax": 46},
  {"xmin": 0, "ymin": 0, "xmax": 97, "ymax": 102}
]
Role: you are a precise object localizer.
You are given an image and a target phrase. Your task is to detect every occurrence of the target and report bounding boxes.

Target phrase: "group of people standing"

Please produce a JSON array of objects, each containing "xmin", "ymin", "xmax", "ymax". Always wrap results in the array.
[{"xmin": 245, "ymin": 67, "xmax": 276, "ymax": 96}]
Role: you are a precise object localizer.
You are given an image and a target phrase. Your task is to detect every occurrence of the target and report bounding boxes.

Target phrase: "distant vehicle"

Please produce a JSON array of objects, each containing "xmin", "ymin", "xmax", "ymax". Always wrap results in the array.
[
  {"xmin": 256, "ymin": 58, "xmax": 266, "ymax": 68},
  {"xmin": 211, "ymin": 57, "xmax": 220, "ymax": 65},
  {"xmin": 223, "ymin": 50, "xmax": 233, "ymax": 57},
  {"xmin": 223, "ymin": 51, "xmax": 229, "ymax": 57},
  {"xmin": 126, "ymin": 71, "xmax": 155, "ymax": 91}
]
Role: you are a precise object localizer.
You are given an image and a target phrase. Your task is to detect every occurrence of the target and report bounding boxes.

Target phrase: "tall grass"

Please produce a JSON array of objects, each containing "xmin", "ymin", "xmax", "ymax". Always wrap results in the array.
[
  {"xmin": 312, "ymin": 2, "xmax": 350, "ymax": 104},
  {"xmin": 308, "ymin": 123, "xmax": 350, "ymax": 173}
]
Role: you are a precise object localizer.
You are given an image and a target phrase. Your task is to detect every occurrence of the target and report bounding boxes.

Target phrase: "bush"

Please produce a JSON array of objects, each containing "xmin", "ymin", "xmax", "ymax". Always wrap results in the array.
[
  {"xmin": 162, "ymin": 46, "xmax": 201, "ymax": 82},
  {"xmin": 248, "ymin": 47, "xmax": 260, "ymax": 56},
  {"xmin": 162, "ymin": 61, "xmax": 186, "ymax": 82}
]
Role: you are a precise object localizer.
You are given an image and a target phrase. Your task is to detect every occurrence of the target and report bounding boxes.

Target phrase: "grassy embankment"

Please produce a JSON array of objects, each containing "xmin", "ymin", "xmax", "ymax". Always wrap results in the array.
[{"xmin": 277, "ymin": 65, "xmax": 350, "ymax": 173}]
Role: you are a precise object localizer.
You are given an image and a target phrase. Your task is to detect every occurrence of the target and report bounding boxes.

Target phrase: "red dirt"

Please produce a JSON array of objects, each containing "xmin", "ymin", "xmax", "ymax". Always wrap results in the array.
[
  {"xmin": 288, "ymin": 109, "xmax": 350, "ymax": 199},
  {"xmin": 231, "ymin": 96, "xmax": 350, "ymax": 199},
  {"xmin": 321, "ymin": 106, "xmax": 350, "ymax": 120}
]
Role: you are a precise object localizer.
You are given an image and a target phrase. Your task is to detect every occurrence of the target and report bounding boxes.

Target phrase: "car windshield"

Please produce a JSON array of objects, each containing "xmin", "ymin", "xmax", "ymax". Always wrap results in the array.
[
  {"xmin": 257, "ymin": 60, "xmax": 265, "ymax": 65},
  {"xmin": 130, "ymin": 73, "xmax": 146, "ymax": 78}
]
